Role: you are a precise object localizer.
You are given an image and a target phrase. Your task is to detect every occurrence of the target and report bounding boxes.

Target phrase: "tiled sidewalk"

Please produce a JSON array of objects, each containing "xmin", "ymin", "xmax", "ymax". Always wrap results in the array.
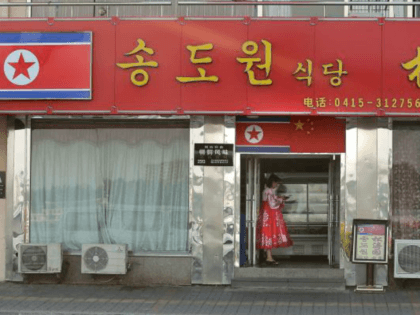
[{"xmin": 0, "ymin": 283, "xmax": 419, "ymax": 314}]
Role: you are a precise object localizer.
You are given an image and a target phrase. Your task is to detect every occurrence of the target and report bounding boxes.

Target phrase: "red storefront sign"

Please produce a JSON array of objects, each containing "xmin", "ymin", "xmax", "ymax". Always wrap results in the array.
[{"xmin": 0, "ymin": 18, "xmax": 420, "ymax": 115}]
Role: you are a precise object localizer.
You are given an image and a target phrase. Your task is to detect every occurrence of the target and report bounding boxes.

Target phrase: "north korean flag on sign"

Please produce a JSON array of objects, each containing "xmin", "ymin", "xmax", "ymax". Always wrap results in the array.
[
  {"xmin": 0, "ymin": 32, "xmax": 92, "ymax": 100},
  {"xmin": 358, "ymin": 224, "xmax": 386, "ymax": 235},
  {"xmin": 236, "ymin": 116, "xmax": 345, "ymax": 153}
]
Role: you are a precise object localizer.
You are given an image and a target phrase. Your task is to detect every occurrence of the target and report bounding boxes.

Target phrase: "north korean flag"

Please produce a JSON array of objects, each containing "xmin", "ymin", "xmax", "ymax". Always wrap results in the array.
[
  {"xmin": 358, "ymin": 224, "xmax": 386, "ymax": 235},
  {"xmin": 0, "ymin": 32, "xmax": 91, "ymax": 100},
  {"xmin": 236, "ymin": 116, "xmax": 345, "ymax": 153}
]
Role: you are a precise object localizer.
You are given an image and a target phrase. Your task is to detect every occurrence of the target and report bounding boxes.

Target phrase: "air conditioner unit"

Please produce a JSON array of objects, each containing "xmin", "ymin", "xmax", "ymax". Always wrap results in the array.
[
  {"xmin": 18, "ymin": 243, "xmax": 62, "ymax": 274},
  {"xmin": 394, "ymin": 240, "xmax": 420, "ymax": 278},
  {"xmin": 81, "ymin": 244, "xmax": 128, "ymax": 275}
]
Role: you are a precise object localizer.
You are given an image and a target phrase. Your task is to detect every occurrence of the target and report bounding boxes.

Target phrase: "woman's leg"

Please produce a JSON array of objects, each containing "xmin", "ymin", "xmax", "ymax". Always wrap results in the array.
[
  {"xmin": 266, "ymin": 249, "xmax": 274, "ymax": 261},
  {"xmin": 265, "ymin": 249, "xmax": 278, "ymax": 265}
]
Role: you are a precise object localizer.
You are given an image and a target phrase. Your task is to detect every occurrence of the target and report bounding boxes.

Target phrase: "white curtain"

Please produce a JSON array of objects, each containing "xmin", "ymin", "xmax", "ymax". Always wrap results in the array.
[{"xmin": 30, "ymin": 127, "xmax": 189, "ymax": 253}]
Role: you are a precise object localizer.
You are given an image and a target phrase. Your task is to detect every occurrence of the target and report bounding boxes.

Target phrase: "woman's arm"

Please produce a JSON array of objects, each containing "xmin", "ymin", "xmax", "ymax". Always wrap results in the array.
[{"xmin": 267, "ymin": 190, "xmax": 284, "ymax": 209}]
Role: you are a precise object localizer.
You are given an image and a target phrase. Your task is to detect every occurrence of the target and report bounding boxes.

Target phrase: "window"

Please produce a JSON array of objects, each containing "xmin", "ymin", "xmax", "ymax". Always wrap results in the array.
[
  {"xmin": 30, "ymin": 120, "xmax": 190, "ymax": 253},
  {"xmin": 392, "ymin": 122, "xmax": 420, "ymax": 240}
]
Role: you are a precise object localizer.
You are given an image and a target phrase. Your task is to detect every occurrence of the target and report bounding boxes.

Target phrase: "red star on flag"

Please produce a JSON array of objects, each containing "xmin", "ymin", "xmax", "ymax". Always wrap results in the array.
[
  {"xmin": 8, "ymin": 53, "xmax": 35, "ymax": 79},
  {"xmin": 247, "ymin": 126, "xmax": 261, "ymax": 140}
]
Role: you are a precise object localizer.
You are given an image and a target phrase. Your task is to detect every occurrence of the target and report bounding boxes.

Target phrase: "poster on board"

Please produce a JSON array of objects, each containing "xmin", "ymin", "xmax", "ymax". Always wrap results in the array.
[{"xmin": 352, "ymin": 219, "xmax": 389, "ymax": 264}]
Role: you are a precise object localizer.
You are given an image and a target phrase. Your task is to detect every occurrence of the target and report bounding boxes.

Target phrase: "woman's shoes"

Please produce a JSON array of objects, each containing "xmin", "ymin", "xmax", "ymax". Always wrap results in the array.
[{"xmin": 265, "ymin": 260, "xmax": 279, "ymax": 265}]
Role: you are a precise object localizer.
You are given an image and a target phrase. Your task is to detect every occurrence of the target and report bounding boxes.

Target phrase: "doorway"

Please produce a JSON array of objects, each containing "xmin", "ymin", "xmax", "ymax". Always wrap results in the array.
[{"xmin": 239, "ymin": 155, "xmax": 341, "ymax": 268}]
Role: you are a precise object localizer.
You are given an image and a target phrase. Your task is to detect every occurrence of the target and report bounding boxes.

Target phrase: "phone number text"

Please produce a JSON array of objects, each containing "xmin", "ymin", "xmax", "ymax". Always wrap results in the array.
[{"xmin": 303, "ymin": 98, "xmax": 420, "ymax": 109}]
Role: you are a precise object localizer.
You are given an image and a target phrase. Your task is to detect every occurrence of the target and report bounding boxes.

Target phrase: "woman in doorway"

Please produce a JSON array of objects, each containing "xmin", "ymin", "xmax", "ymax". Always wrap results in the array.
[{"xmin": 256, "ymin": 174, "xmax": 293, "ymax": 265}]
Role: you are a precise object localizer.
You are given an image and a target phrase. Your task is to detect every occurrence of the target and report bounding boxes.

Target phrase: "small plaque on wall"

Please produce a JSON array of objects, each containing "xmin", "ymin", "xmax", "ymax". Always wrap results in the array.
[
  {"xmin": 0, "ymin": 171, "xmax": 5, "ymax": 198},
  {"xmin": 194, "ymin": 143, "xmax": 233, "ymax": 166}
]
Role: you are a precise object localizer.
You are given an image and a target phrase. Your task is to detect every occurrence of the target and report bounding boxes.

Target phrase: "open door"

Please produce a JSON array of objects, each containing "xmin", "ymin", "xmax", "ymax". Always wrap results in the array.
[{"xmin": 240, "ymin": 154, "xmax": 341, "ymax": 268}]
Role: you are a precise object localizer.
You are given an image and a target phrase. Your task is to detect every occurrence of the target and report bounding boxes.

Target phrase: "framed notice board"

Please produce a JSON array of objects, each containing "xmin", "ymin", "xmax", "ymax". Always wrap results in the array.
[
  {"xmin": 194, "ymin": 143, "xmax": 233, "ymax": 166},
  {"xmin": 352, "ymin": 219, "xmax": 389, "ymax": 264}
]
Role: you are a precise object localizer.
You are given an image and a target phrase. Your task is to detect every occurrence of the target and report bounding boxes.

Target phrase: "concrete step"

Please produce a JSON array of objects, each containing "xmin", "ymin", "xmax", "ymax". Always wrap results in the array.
[
  {"xmin": 234, "ymin": 267, "xmax": 345, "ymax": 279},
  {"xmin": 230, "ymin": 277, "xmax": 346, "ymax": 292},
  {"xmin": 232, "ymin": 267, "xmax": 346, "ymax": 292}
]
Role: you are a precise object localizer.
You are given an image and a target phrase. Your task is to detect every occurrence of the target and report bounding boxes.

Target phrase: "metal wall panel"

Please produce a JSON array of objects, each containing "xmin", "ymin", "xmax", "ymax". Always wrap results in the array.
[
  {"xmin": 343, "ymin": 118, "xmax": 357, "ymax": 285},
  {"xmin": 377, "ymin": 118, "xmax": 391, "ymax": 220},
  {"xmin": 5, "ymin": 117, "xmax": 14, "ymax": 281},
  {"xmin": 202, "ymin": 116, "xmax": 224, "ymax": 284},
  {"xmin": 30, "ymin": 1, "xmax": 255, "ymax": 17},
  {"xmin": 31, "ymin": 0, "xmax": 94, "ymax": 17},
  {"xmin": 107, "ymin": 3, "xmax": 255, "ymax": 17},
  {"xmin": 355, "ymin": 117, "xmax": 376, "ymax": 285},
  {"xmin": 107, "ymin": 3, "xmax": 174, "ymax": 18},
  {"xmin": 234, "ymin": 152, "xmax": 241, "ymax": 269},
  {"xmin": 343, "ymin": 117, "xmax": 391, "ymax": 287},
  {"xmin": 375, "ymin": 118, "xmax": 391, "ymax": 286},
  {"xmin": 356, "ymin": 117, "xmax": 378, "ymax": 219},
  {"xmin": 339, "ymin": 152, "xmax": 346, "ymax": 270},
  {"xmin": 264, "ymin": 0, "xmax": 343, "ymax": 17},
  {"xmin": 331, "ymin": 155, "xmax": 341, "ymax": 266},
  {"xmin": 191, "ymin": 115, "xmax": 235, "ymax": 285},
  {"xmin": 6, "ymin": 116, "xmax": 30, "ymax": 282},
  {"xmin": 27, "ymin": 3, "xmax": 350, "ymax": 18},
  {"xmin": 178, "ymin": 5, "xmax": 254, "ymax": 17},
  {"xmin": 190, "ymin": 115, "xmax": 205, "ymax": 284},
  {"xmin": 222, "ymin": 116, "xmax": 235, "ymax": 284}
]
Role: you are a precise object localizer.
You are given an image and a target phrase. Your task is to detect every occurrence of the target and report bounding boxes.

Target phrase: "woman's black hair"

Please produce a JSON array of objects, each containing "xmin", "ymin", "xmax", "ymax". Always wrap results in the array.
[{"xmin": 266, "ymin": 174, "xmax": 281, "ymax": 188}]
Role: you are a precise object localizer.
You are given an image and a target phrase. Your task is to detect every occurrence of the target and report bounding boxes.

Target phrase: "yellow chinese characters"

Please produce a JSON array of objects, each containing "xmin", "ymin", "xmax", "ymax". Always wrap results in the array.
[
  {"xmin": 322, "ymin": 59, "xmax": 348, "ymax": 87},
  {"xmin": 317, "ymin": 97, "xmax": 327, "ymax": 107},
  {"xmin": 293, "ymin": 60, "xmax": 313, "ymax": 86},
  {"xmin": 116, "ymin": 39, "xmax": 158, "ymax": 87},
  {"xmin": 303, "ymin": 97, "xmax": 326, "ymax": 108},
  {"xmin": 176, "ymin": 44, "xmax": 218, "ymax": 83},
  {"xmin": 402, "ymin": 47, "xmax": 420, "ymax": 88},
  {"xmin": 237, "ymin": 40, "xmax": 272, "ymax": 86}
]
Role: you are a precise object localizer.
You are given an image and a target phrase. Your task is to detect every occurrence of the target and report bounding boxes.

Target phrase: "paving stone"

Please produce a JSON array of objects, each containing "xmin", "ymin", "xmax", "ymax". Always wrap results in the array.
[{"xmin": 1, "ymin": 283, "xmax": 420, "ymax": 315}]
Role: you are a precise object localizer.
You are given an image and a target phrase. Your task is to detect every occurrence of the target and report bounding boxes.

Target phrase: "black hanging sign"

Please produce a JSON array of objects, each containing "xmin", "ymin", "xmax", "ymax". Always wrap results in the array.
[
  {"xmin": 194, "ymin": 143, "xmax": 234, "ymax": 166},
  {"xmin": 0, "ymin": 171, "xmax": 5, "ymax": 199}
]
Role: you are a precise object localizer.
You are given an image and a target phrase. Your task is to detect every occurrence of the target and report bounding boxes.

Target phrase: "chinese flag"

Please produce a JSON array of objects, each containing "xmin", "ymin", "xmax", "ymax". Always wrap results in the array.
[{"xmin": 236, "ymin": 116, "xmax": 345, "ymax": 153}]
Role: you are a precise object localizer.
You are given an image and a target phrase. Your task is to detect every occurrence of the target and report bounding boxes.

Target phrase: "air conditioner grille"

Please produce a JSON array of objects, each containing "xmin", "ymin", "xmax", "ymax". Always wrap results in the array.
[
  {"xmin": 21, "ymin": 246, "xmax": 47, "ymax": 271},
  {"xmin": 398, "ymin": 245, "xmax": 420, "ymax": 273},
  {"xmin": 84, "ymin": 246, "xmax": 109, "ymax": 271}
]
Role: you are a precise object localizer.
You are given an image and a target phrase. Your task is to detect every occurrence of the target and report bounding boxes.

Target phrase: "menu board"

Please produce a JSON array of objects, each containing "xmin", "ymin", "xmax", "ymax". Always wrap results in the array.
[{"xmin": 352, "ymin": 219, "xmax": 388, "ymax": 264}]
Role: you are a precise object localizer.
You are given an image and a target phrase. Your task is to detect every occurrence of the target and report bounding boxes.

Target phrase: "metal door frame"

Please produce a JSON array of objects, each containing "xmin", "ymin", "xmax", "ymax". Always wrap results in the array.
[
  {"xmin": 244, "ymin": 157, "xmax": 260, "ymax": 266},
  {"xmin": 236, "ymin": 152, "xmax": 341, "ymax": 267},
  {"xmin": 328, "ymin": 155, "xmax": 341, "ymax": 266}
]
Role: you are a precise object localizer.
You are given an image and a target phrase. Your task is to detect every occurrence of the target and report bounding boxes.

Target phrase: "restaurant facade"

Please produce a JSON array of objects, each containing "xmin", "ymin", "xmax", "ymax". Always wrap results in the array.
[{"xmin": 0, "ymin": 17, "xmax": 420, "ymax": 289}]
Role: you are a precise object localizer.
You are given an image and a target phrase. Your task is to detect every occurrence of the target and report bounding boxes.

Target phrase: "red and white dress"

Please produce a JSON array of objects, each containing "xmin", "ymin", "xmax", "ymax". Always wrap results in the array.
[{"xmin": 256, "ymin": 187, "xmax": 293, "ymax": 250}]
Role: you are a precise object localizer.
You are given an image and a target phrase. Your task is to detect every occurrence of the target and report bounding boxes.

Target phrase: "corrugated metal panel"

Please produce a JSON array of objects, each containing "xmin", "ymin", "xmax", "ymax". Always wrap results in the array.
[
  {"xmin": 31, "ymin": 0, "xmax": 94, "ymax": 17},
  {"xmin": 178, "ymin": 4, "xmax": 255, "ymax": 17}
]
